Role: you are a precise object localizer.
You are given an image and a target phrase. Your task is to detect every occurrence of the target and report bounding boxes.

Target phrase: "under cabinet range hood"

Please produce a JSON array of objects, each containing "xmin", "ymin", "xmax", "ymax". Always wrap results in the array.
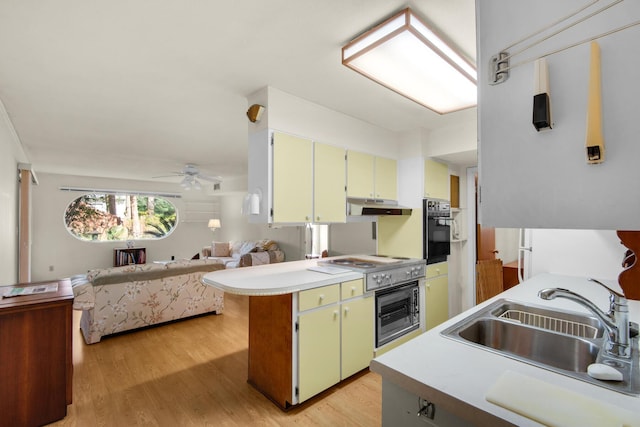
[{"xmin": 347, "ymin": 198, "xmax": 412, "ymax": 216}]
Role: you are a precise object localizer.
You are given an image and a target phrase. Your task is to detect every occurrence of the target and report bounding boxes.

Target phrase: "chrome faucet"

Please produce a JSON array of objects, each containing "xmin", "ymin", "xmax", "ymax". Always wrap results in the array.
[{"xmin": 538, "ymin": 278, "xmax": 630, "ymax": 358}]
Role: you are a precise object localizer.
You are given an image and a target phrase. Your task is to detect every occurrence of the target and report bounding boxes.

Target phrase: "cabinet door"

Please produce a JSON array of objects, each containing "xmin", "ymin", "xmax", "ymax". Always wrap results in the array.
[
  {"xmin": 273, "ymin": 132, "xmax": 313, "ymax": 222},
  {"xmin": 314, "ymin": 142, "xmax": 346, "ymax": 222},
  {"xmin": 347, "ymin": 150, "xmax": 374, "ymax": 198},
  {"xmin": 298, "ymin": 305, "xmax": 340, "ymax": 402},
  {"xmin": 425, "ymin": 275, "xmax": 449, "ymax": 330},
  {"xmin": 424, "ymin": 159, "xmax": 449, "ymax": 200},
  {"xmin": 341, "ymin": 296, "xmax": 374, "ymax": 379},
  {"xmin": 374, "ymin": 156, "xmax": 397, "ymax": 200}
]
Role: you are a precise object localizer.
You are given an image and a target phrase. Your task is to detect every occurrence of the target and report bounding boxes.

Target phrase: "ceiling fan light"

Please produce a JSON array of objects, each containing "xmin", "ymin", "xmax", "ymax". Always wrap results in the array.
[{"xmin": 342, "ymin": 8, "xmax": 477, "ymax": 114}]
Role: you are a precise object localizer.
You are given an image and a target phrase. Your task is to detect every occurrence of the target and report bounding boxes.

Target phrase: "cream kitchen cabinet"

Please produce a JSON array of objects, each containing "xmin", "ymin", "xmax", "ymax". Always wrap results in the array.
[
  {"xmin": 313, "ymin": 142, "xmax": 346, "ymax": 223},
  {"xmin": 347, "ymin": 150, "xmax": 397, "ymax": 200},
  {"xmin": 424, "ymin": 159, "xmax": 449, "ymax": 201},
  {"xmin": 297, "ymin": 279, "xmax": 373, "ymax": 403},
  {"xmin": 272, "ymin": 132, "xmax": 313, "ymax": 223},
  {"xmin": 250, "ymin": 130, "xmax": 345, "ymax": 224},
  {"xmin": 425, "ymin": 262, "xmax": 448, "ymax": 330}
]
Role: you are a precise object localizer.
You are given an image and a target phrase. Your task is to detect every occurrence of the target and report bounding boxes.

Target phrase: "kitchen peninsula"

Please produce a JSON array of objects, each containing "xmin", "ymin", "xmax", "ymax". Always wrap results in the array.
[
  {"xmin": 371, "ymin": 273, "xmax": 640, "ymax": 427},
  {"xmin": 203, "ymin": 258, "xmax": 370, "ymax": 408},
  {"xmin": 202, "ymin": 256, "xmax": 427, "ymax": 409}
]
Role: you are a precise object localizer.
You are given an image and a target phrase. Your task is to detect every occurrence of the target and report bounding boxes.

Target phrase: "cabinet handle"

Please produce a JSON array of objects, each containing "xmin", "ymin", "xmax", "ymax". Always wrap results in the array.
[
  {"xmin": 343, "ymin": 307, "xmax": 349, "ymax": 316},
  {"xmin": 319, "ymin": 294, "xmax": 324, "ymax": 301},
  {"xmin": 426, "ymin": 284, "xmax": 431, "ymax": 289},
  {"xmin": 333, "ymin": 310, "xmax": 339, "ymax": 318},
  {"xmin": 316, "ymin": 216, "xmax": 320, "ymax": 221},
  {"xmin": 351, "ymin": 286, "xmax": 355, "ymax": 294}
]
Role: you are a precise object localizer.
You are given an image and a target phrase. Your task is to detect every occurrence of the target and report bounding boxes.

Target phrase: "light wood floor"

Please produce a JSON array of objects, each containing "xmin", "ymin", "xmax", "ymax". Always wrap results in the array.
[{"xmin": 50, "ymin": 293, "xmax": 382, "ymax": 426}]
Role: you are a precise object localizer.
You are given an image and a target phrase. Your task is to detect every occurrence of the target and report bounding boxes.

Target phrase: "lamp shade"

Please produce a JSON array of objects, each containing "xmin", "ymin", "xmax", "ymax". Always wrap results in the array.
[
  {"xmin": 208, "ymin": 219, "xmax": 221, "ymax": 230},
  {"xmin": 342, "ymin": 8, "xmax": 476, "ymax": 114}
]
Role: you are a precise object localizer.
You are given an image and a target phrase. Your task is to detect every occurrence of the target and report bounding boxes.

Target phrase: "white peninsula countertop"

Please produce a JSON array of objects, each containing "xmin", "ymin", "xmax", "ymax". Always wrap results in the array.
[
  {"xmin": 370, "ymin": 273, "xmax": 640, "ymax": 427},
  {"xmin": 201, "ymin": 258, "xmax": 363, "ymax": 296}
]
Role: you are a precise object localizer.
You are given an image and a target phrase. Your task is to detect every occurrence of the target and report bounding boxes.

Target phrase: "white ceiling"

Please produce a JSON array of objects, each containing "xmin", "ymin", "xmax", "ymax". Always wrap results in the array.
[{"xmin": 0, "ymin": 0, "xmax": 477, "ymax": 185}]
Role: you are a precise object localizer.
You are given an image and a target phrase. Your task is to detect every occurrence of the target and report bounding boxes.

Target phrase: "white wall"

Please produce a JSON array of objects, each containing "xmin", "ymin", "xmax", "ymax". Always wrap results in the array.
[
  {"xmin": 0, "ymin": 99, "xmax": 29, "ymax": 285},
  {"xmin": 30, "ymin": 173, "xmax": 305, "ymax": 281},
  {"xmin": 477, "ymin": 0, "xmax": 640, "ymax": 229},
  {"xmin": 248, "ymin": 86, "xmax": 400, "ymax": 158},
  {"xmin": 528, "ymin": 229, "xmax": 624, "ymax": 281}
]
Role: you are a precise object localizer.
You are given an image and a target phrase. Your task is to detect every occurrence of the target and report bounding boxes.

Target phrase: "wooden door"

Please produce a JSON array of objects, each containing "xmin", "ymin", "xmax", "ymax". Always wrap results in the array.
[{"xmin": 477, "ymin": 224, "xmax": 498, "ymax": 260}]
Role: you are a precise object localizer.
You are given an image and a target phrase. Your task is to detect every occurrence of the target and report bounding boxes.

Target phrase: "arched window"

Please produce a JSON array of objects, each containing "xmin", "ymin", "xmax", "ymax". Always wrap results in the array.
[{"xmin": 64, "ymin": 193, "xmax": 178, "ymax": 241}]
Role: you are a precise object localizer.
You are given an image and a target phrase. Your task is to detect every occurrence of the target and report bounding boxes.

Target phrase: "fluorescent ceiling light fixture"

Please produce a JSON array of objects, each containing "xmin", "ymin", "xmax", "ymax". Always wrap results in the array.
[{"xmin": 342, "ymin": 8, "xmax": 477, "ymax": 114}]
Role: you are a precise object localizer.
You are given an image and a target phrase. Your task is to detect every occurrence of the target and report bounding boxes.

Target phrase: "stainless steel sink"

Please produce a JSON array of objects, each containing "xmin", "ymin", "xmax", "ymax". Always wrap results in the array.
[
  {"xmin": 441, "ymin": 299, "xmax": 640, "ymax": 395},
  {"xmin": 457, "ymin": 318, "xmax": 600, "ymax": 372}
]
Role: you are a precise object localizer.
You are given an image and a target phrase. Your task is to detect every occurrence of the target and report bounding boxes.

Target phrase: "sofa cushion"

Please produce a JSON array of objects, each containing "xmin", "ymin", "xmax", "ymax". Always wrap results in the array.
[
  {"xmin": 211, "ymin": 241, "xmax": 230, "ymax": 257},
  {"xmin": 230, "ymin": 241, "xmax": 257, "ymax": 257}
]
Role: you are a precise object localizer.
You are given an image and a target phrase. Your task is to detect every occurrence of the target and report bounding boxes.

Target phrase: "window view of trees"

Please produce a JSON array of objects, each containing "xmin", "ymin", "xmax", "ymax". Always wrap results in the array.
[{"xmin": 65, "ymin": 193, "xmax": 178, "ymax": 241}]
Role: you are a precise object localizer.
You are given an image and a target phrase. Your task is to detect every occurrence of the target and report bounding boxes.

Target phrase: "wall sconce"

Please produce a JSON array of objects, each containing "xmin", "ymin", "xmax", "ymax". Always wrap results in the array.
[
  {"xmin": 207, "ymin": 218, "xmax": 221, "ymax": 233},
  {"xmin": 242, "ymin": 188, "xmax": 262, "ymax": 215},
  {"xmin": 246, "ymin": 104, "xmax": 265, "ymax": 123}
]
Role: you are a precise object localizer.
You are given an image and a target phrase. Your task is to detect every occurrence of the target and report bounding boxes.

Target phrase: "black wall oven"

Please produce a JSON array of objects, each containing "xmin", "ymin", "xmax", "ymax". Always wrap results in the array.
[
  {"xmin": 423, "ymin": 198, "xmax": 451, "ymax": 264},
  {"xmin": 375, "ymin": 281, "xmax": 420, "ymax": 347}
]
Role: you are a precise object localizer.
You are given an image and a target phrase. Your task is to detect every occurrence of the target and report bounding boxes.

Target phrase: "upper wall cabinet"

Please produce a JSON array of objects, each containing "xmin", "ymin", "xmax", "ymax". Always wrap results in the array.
[
  {"xmin": 272, "ymin": 132, "xmax": 313, "ymax": 223},
  {"xmin": 314, "ymin": 142, "xmax": 346, "ymax": 223},
  {"xmin": 248, "ymin": 130, "xmax": 345, "ymax": 224},
  {"xmin": 477, "ymin": 1, "xmax": 640, "ymax": 229},
  {"xmin": 424, "ymin": 159, "xmax": 449, "ymax": 200},
  {"xmin": 347, "ymin": 150, "xmax": 397, "ymax": 200}
]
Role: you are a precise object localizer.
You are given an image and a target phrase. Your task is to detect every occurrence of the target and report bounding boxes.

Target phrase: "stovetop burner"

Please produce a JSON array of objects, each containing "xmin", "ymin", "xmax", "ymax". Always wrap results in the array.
[{"xmin": 318, "ymin": 255, "xmax": 426, "ymax": 291}]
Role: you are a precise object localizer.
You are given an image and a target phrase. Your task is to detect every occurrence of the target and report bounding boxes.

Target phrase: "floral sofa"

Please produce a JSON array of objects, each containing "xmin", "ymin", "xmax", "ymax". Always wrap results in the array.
[
  {"xmin": 202, "ymin": 239, "xmax": 285, "ymax": 268},
  {"xmin": 71, "ymin": 258, "xmax": 225, "ymax": 344}
]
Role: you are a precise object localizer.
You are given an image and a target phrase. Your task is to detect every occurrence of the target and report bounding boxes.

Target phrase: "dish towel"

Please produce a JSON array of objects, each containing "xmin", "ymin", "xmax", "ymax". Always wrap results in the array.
[{"xmin": 485, "ymin": 370, "xmax": 639, "ymax": 427}]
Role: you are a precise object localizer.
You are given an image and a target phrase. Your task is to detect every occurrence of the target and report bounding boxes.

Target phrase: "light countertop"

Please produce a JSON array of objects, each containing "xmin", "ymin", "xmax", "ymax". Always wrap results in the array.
[
  {"xmin": 201, "ymin": 258, "xmax": 363, "ymax": 296},
  {"xmin": 370, "ymin": 273, "xmax": 640, "ymax": 426}
]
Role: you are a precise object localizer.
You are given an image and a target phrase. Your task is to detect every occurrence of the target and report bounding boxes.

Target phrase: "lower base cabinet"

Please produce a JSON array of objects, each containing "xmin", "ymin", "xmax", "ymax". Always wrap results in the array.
[
  {"xmin": 382, "ymin": 379, "xmax": 474, "ymax": 427},
  {"xmin": 425, "ymin": 262, "xmax": 449, "ymax": 330},
  {"xmin": 0, "ymin": 279, "xmax": 73, "ymax": 427},
  {"xmin": 248, "ymin": 279, "xmax": 374, "ymax": 408}
]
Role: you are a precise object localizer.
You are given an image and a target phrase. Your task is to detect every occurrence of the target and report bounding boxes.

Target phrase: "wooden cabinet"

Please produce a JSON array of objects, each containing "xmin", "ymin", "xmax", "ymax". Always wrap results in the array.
[
  {"xmin": 247, "ymin": 278, "xmax": 373, "ymax": 409},
  {"xmin": 272, "ymin": 132, "xmax": 313, "ymax": 223},
  {"xmin": 424, "ymin": 159, "xmax": 449, "ymax": 200},
  {"xmin": 450, "ymin": 175, "xmax": 460, "ymax": 208},
  {"xmin": 425, "ymin": 262, "xmax": 449, "ymax": 330},
  {"xmin": 0, "ymin": 279, "xmax": 73, "ymax": 427},
  {"xmin": 347, "ymin": 150, "xmax": 397, "ymax": 200},
  {"xmin": 114, "ymin": 247, "xmax": 146, "ymax": 266}
]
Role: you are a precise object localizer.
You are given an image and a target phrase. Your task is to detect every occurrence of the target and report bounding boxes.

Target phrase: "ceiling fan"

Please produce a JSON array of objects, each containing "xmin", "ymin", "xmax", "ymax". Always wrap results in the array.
[{"xmin": 153, "ymin": 164, "xmax": 222, "ymax": 190}]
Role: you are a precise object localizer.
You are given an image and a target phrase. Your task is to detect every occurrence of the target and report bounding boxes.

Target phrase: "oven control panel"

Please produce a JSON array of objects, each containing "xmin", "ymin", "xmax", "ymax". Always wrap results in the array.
[{"xmin": 366, "ymin": 263, "xmax": 425, "ymax": 291}]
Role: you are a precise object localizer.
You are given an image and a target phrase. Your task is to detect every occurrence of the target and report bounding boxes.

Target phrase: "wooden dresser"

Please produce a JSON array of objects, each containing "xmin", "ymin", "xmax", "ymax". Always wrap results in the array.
[{"xmin": 0, "ymin": 278, "xmax": 73, "ymax": 427}]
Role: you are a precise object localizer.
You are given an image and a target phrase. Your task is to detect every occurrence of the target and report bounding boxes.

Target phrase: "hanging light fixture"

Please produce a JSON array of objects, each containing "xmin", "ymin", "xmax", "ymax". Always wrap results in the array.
[{"xmin": 342, "ymin": 8, "xmax": 477, "ymax": 114}]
